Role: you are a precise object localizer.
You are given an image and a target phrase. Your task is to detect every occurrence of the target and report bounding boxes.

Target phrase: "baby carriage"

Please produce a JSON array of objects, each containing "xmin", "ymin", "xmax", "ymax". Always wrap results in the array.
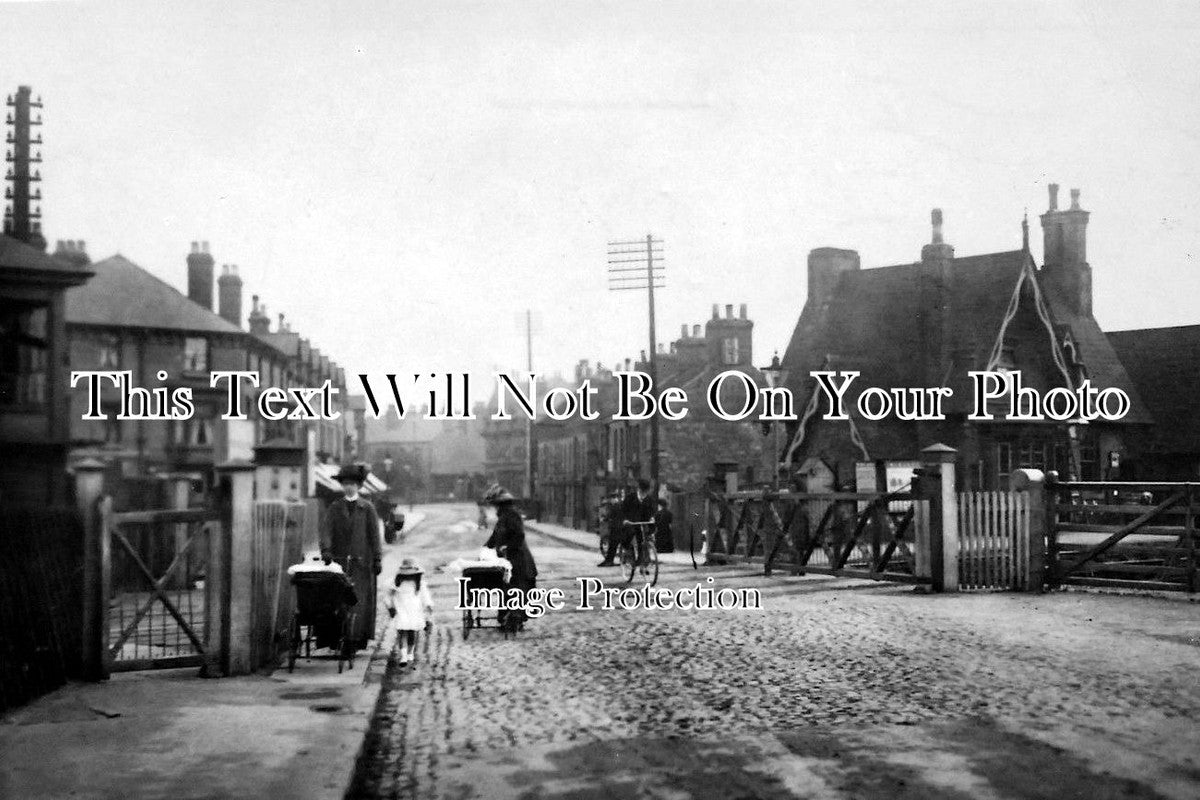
[
  {"xmin": 288, "ymin": 570, "xmax": 359, "ymax": 673},
  {"xmin": 460, "ymin": 564, "xmax": 520, "ymax": 640}
]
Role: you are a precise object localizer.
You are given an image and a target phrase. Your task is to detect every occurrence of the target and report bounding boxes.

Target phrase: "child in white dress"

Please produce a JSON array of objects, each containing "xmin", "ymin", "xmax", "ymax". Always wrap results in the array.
[{"xmin": 385, "ymin": 558, "xmax": 433, "ymax": 666}]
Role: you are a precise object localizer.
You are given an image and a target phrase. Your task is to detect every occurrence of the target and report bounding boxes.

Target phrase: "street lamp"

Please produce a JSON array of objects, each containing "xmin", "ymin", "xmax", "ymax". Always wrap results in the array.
[{"xmin": 760, "ymin": 351, "xmax": 790, "ymax": 490}]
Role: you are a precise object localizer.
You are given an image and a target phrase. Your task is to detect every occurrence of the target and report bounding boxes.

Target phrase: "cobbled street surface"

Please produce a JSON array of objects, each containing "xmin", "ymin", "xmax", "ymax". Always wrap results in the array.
[{"xmin": 349, "ymin": 504, "xmax": 1200, "ymax": 800}]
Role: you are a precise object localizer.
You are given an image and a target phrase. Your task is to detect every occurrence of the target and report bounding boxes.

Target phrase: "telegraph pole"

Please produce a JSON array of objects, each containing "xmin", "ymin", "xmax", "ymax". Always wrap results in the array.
[
  {"xmin": 607, "ymin": 234, "xmax": 664, "ymax": 491},
  {"xmin": 524, "ymin": 308, "xmax": 534, "ymax": 499}
]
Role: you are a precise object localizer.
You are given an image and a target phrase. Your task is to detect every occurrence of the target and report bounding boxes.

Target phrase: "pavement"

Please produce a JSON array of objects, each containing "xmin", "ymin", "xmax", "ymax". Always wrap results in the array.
[{"xmin": 0, "ymin": 509, "xmax": 429, "ymax": 800}]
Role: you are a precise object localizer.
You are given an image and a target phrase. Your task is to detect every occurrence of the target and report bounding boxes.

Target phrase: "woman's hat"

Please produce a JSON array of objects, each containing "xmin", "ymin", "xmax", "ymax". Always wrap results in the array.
[
  {"xmin": 335, "ymin": 463, "xmax": 369, "ymax": 484},
  {"xmin": 484, "ymin": 483, "xmax": 515, "ymax": 504},
  {"xmin": 396, "ymin": 558, "xmax": 424, "ymax": 576}
]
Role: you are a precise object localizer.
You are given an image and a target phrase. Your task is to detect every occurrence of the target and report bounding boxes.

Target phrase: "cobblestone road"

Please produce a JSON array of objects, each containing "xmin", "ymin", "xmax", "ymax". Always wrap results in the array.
[{"xmin": 349, "ymin": 504, "xmax": 1200, "ymax": 800}]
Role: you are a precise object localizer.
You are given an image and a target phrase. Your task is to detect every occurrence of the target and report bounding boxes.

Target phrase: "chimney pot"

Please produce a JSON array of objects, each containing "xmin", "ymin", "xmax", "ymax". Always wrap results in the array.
[
  {"xmin": 191, "ymin": 241, "xmax": 199, "ymax": 253},
  {"xmin": 680, "ymin": 324, "xmax": 687, "ymax": 339},
  {"xmin": 692, "ymin": 324, "xmax": 701, "ymax": 337},
  {"xmin": 1070, "ymin": 188, "xmax": 1081, "ymax": 210},
  {"xmin": 201, "ymin": 241, "xmax": 209, "ymax": 253},
  {"xmin": 725, "ymin": 303, "xmax": 733, "ymax": 319},
  {"xmin": 739, "ymin": 303, "xmax": 747, "ymax": 320},
  {"xmin": 711, "ymin": 304, "xmax": 719, "ymax": 319},
  {"xmin": 931, "ymin": 208, "xmax": 944, "ymax": 244},
  {"xmin": 77, "ymin": 240, "xmax": 85, "ymax": 252},
  {"xmin": 1048, "ymin": 183, "xmax": 1059, "ymax": 211}
]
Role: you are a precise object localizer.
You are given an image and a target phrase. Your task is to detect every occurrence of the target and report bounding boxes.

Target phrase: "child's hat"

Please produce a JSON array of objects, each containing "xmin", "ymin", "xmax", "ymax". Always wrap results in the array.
[{"xmin": 396, "ymin": 558, "xmax": 424, "ymax": 576}]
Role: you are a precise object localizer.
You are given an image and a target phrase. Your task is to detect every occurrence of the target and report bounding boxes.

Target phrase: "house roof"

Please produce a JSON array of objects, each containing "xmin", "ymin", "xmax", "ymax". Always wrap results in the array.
[
  {"xmin": 0, "ymin": 234, "xmax": 92, "ymax": 283},
  {"xmin": 64, "ymin": 254, "xmax": 241, "ymax": 335},
  {"xmin": 781, "ymin": 248, "xmax": 1152, "ymax": 435},
  {"xmin": 1107, "ymin": 324, "xmax": 1200, "ymax": 452}
]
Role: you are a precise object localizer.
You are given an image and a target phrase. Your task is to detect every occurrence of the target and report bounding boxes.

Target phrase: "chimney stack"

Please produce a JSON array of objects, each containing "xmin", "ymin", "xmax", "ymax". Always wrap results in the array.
[
  {"xmin": 187, "ymin": 241, "xmax": 215, "ymax": 310},
  {"xmin": 248, "ymin": 294, "xmax": 271, "ymax": 335},
  {"xmin": 52, "ymin": 238, "xmax": 90, "ymax": 267},
  {"xmin": 1040, "ymin": 182, "xmax": 1092, "ymax": 315},
  {"xmin": 921, "ymin": 208, "xmax": 954, "ymax": 264},
  {"xmin": 217, "ymin": 264, "xmax": 243, "ymax": 327},
  {"xmin": 806, "ymin": 247, "xmax": 861, "ymax": 309}
]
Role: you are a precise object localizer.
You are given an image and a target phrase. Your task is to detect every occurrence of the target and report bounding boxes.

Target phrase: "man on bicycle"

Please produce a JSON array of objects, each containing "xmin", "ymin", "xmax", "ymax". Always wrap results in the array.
[{"xmin": 597, "ymin": 478, "xmax": 655, "ymax": 567}]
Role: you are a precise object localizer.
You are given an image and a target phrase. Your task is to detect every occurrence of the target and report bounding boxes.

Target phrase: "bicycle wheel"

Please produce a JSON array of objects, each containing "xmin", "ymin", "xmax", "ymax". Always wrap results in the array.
[
  {"xmin": 619, "ymin": 541, "xmax": 636, "ymax": 583},
  {"xmin": 644, "ymin": 540, "xmax": 659, "ymax": 587}
]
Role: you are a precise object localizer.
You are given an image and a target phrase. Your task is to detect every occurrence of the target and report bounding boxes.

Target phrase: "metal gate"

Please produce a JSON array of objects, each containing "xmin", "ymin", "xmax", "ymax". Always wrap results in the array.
[
  {"xmin": 99, "ymin": 498, "xmax": 224, "ymax": 673},
  {"xmin": 1047, "ymin": 478, "xmax": 1199, "ymax": 592},
  {"xmin": 704, "ymin": 488, "xmax": 931, "ymax": 584}
]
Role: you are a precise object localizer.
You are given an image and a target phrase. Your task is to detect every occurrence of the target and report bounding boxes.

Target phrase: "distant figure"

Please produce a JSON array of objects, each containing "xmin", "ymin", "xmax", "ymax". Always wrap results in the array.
[
  {"xmin": 477, "ymin": 500, "xmax": 488, "ymax": 529},
  {"xmin": 599, "ymin": 479, "xmax": 655, "ymax": 567},
  {"xmin": 654, "ymin": 498, "xmax": 675, "ymax": 553},
  {"xmin": 386, "ymin": 559, "xmax": 434, "ymax": 668}
]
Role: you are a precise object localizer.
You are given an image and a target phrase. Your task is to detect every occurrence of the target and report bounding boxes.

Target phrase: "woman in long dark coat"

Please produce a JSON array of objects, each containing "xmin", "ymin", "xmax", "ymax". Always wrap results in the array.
[
  {"xmin": 320, "ymin": 464, "xmax": 383, "ymax": 651},
  {"xmin": 483, "ymin": 485, "xmax": 537, "ymax": 628}
]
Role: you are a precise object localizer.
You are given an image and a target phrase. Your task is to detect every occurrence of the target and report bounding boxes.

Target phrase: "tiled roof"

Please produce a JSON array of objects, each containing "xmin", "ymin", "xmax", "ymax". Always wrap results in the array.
[
  {"xmin": 1108, "ymin": 324, "xmax": 1200, "ymax": 452},
  {"xmin": 0, "ymin": 234, "xmax": 92, "ymax": 279},
  {"xmin": 64, "ymin": 254, "xmax": 240, "ymax": 334},
  {"xmin": 780, "ymin": 248, "xmax": 1151, "ymax": 447}
]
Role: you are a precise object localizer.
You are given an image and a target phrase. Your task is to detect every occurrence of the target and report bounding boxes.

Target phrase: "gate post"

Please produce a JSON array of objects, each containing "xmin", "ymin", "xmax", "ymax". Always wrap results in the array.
[
  {"xmin": 164, "ymin": 473, "xmax": 192, "ymax": 589},
  {"xmin": 921, "ymin": 444, "xmax": 959, "ymax": 592},
  {"xmin": 216, "ymin": 460, "xmax": 256, "ymax": 676},
  {"xmin": 1011, "ymin": 469, "xmax": 1046, "ymax": 592},
  {"xmin": 75, "ymin": 458, "xmax": 108, "ymax": 681}
]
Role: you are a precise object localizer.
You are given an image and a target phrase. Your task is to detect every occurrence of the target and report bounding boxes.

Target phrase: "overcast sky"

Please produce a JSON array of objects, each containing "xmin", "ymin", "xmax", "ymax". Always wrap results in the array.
[{"xmin": 5, "ymin": 0, "xmax": 1200, "ymax": 386}]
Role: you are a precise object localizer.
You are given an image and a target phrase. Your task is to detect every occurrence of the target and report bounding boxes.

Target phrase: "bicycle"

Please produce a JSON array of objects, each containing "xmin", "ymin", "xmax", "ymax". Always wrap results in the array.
[{"xmin": 619, "ymin": 521, "xmax": 658, "ymax": 586}]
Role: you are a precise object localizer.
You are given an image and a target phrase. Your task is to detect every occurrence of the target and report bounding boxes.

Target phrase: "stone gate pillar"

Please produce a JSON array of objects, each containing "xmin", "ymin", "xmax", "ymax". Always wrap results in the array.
[{"xmin": 920, "ymin": 443, "xmax": 959, "ymax": 592}]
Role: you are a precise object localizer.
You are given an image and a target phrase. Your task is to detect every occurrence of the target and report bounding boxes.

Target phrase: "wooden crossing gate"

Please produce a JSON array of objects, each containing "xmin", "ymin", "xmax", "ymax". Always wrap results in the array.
[
  {"xmin": 1046, "ymin": 478, "xmax": 1199, "ymax": 593},
  {"xmin": 703, "ymin": 488, "xmax": 933, "ymax": 585}
]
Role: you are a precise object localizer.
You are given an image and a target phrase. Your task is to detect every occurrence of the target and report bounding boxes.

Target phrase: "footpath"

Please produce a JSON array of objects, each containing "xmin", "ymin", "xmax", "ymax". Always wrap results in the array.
[
  {"xmin": 524, "ymin": 517, "xmax": 698, "ymax": 568},
  {"xmin": 0, "ymin": 511, "xmax": 427, "ymax": 800}
]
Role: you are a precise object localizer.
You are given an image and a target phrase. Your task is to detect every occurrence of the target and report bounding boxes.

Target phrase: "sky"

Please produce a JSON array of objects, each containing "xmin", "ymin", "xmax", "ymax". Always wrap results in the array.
[{"xmin": 4, "ymin": 0, "xmax": 1200, "ymax": 386}]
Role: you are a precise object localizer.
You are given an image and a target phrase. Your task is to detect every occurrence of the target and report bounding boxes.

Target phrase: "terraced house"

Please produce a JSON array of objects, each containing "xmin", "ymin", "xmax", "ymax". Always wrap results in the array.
[{"xmin": 63, "ymin": 240, "xmax": 350, "ymax": 504}]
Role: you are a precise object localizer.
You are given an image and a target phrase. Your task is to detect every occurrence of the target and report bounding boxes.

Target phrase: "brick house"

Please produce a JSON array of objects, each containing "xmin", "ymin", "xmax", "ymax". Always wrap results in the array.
[
  {"xmin": 1107, "ymin": 324, "xmax": 1200, "ymax": 480},
  {"xmin": 780, "ymin": 185, "xmax": 1152, "ymax": 491},
  {"xmin": 63, "ymin": 242, "xmax": 350, "ymax": 502}
]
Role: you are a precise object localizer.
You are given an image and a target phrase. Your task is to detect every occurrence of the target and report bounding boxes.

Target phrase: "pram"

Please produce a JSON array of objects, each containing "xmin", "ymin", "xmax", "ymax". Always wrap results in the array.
[
  {"xmin": 288, "ymin": 570, "xmax": 359, "ymax": 673},
  {"xmin": 459, "ymin": 565, "xmax": 520, "ymax": 640}
]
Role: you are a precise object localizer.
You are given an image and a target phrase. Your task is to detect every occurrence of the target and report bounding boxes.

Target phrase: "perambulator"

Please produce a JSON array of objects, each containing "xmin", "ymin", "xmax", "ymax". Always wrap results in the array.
[
  {"xmin": 460, "ymin": 565, "xmax": 520, "ymax": 640},
  {"xmin": 288, "ymin": 570, "xmax": 359, "ymax": 673}
]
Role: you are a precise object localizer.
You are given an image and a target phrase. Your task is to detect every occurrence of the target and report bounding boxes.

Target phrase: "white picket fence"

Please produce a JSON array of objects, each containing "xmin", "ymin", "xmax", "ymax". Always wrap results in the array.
[{"xmin": 957, "ymin": 491, "xmax": 1030, "ymax": 590}]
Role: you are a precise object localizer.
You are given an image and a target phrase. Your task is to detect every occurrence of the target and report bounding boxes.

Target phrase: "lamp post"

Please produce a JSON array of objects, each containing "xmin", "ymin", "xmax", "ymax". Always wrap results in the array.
[{"xmin": 760, "ymin": 351, "xmax": 790, "ymax": 490}]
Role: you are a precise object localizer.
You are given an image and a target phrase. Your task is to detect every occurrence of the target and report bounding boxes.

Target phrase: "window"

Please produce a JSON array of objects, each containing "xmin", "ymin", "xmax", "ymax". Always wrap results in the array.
[
  {"xmin": 723, "ymin": 337, "xmax": 740, "ymax": 365},
  {"xmin": 996, "ymin": 442, "xmax": 1013, "ymax": 488},
  {"xmin": 184, "ymin": 337, "xmax": 208, "ymax": 372},
  {"xmin": 97, "ymin": 333, "xmax": 121, "ymax": 369},
  {"xmin": 0, "ymin": 300, "xmax": 49, "ymax": 406}
]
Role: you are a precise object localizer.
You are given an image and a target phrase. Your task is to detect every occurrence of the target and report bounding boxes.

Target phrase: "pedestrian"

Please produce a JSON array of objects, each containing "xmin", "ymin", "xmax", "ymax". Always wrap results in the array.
[
  {"xmin": 483, "ymin": 484, "xmax": 537, "ymax": 631},
  {"xmin": 654, "ymin": 497, "xmax": 675, "ymax": 553},
  {"xmin": 477, "ymin": 500, "xmax": 488, "ymax": 529},
  {"xmin": 320, "ymin": 464, "xmax": 383, "ymax": 652},
  {"xmin": 599, "ymin": 478, "xmax": 655, "ymax": 567},
  {"xmin": 386, "ymin": 558, "xmax": 434, "ymax": 667}
]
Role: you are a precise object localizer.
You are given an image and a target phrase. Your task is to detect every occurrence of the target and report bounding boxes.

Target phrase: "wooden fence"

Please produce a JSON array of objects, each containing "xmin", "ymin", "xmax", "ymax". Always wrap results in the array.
[
  {"xmin": 248, "ymin": 500, "xmax": 306, "ymax": 671},
  {"xmin": 957, "ymin": 491, "xmax": 1030, "ymax": 590}
]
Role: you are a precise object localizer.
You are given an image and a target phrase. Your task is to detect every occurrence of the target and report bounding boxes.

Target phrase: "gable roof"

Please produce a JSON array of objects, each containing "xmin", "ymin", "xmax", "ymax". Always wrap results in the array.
[
  {"xmin": 782, "ymin": 250, "xmax": 1029, "ymax": 404},
  {"xmin": 64, "ymin": 254, "xmax": 241, "ymax": 335},
  {"xmin": 1107, "ymin": 324, "xmax": 1200, "ymax": 452},
  {"xmin": 780, "ymin": 247, "xmax": 1152, "ymax": 434}
]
